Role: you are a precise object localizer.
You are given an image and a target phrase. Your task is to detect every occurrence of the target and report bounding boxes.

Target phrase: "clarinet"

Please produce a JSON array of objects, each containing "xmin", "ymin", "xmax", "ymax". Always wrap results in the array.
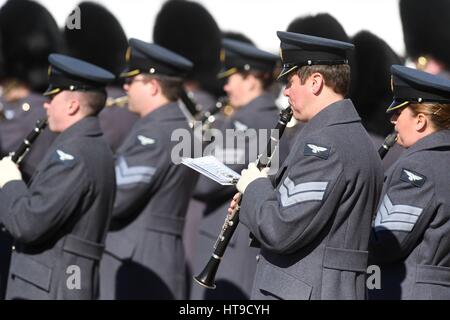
[
  {"xmin": 179, "ymin": 89, "xmax": 200, "ymax": 117},
  {"xmin": 196, "ymin": 96, "xmax": 228, "ymax": 122},
  {"xmin": 10, "ymin": 118, "xmax": 48, "ymax": 164},
  {"xmin": 195, "ymin": 96, "xmax": 228, "ymax": 132},
  {"xmin": 194, "ymin": 106, "xmax": 293, "ymax": 289},
  {"xmin": 177, "ymin": 89, "xmax": 201, "ymax": 129},
  {"xmin": 378, "ymin": 131, "xmax": 397, "ymax": 160}
]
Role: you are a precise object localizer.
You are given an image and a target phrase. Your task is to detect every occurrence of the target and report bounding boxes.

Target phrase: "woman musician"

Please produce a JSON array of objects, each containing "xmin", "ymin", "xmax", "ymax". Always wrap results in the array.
[{"xmin": 369, "ymin": 65, "xmax": 450, "ymax": 300}]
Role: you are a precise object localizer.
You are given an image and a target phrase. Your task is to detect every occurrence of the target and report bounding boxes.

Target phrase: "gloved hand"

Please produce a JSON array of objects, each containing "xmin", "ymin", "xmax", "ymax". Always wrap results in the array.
[
  {"xmin": 0, "ymin": 157, "xmax": 22, "ymax": 188},
  {"xmin": 236, "ymin": 162, "xmax": 269, "ymax": 194}
]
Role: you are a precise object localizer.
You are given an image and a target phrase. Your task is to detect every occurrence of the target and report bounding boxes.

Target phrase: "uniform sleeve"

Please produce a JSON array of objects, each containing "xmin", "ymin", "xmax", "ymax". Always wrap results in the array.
[
  {"xmin": 239, "ymin": 140, "xmax": 345, "ymax": 254},
  {"xmin": 112, "ymin": 131, "xmax": 168, "ymax": 220},
  {"xmin": 369, "ymin": 159, "xmax": 435, "ymax": 263},
  {"xmin": 0, "ymin": 150, "xmax": 89, "ymax": 245}
]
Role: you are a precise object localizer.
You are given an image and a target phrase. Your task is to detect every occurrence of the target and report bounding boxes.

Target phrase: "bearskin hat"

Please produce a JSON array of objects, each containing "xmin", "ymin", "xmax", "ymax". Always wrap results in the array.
[
  {"xmin": 63, "ymin": 2, "xmax": 128, "ymax": 79},
  {"xmin": 400, "ymin": 0, "xmax": 450, "ymax": 69},
  {"xmin": 0, "ymin": 0, "xmax": 62, "ymax": 91},
  {"xmin": 352, "ymin": 30, "xmax": 403, "ymax": 136},
  {"xmin": 153, "ymin": 0, "xmax": 222, "ymax": 95},
  {"xmin": 0, "ymin": 31, "xmax": 4, "ymax": 79},
  {"xmin": 221, "ymin": 31, "xmax": 254, "ymax": 45}
]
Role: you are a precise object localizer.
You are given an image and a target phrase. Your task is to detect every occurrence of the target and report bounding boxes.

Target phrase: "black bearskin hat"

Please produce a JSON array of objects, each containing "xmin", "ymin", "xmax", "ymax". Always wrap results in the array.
[
  {"xmin": 0, "ymin": 0, "xmax": 62, "ymax": 91},
  {"xmin": 400, "ymin": 0, "xmax": 450, "ymax": 69},
  {"xmin": 0, "ymin": 31, "xmax": 4, "ymax": 79},
  {"xmin": 221, "ymin": 31, "xmax": 254, "ymax": 45},
  {"xmin": 63, "ymin": 2, "xmax": 128, "ymax": 79},
  {"xmin": 352, "ymin": 30, "xmax": 403, "ymax": 137},
  {"xmin": 287, "ymin": 13, "xmax": 349, "ymax": 43},
  {"xmin": 153, "ymin": 0, "xmax": 222, "ymax": 95}
]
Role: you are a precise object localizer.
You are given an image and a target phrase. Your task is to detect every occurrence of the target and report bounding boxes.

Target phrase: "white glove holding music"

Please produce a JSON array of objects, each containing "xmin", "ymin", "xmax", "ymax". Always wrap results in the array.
[{"xmin": 236, "ymin": 162, "xmax": 269, "ymax": 194}]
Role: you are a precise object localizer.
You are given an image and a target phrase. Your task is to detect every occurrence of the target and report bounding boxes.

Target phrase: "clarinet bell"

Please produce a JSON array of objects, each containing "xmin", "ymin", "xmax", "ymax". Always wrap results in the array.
[{"xmin": 193, "ymin": 256, "xmax": 220, "ymax": 289}]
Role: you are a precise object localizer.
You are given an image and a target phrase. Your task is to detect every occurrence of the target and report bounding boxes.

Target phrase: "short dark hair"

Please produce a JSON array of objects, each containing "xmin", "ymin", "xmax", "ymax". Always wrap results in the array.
[
  {"xmin": 143, "ymin": 74, "xmax": 183, "ymax": 101},
  {"xmin": 80, "ymin": 90, "xmax": 107, "ymax": 116},
  {"xmin": 296, "ymin": 64, "xmax": 351, "ymax": 96},
  {"xmin": 241, "ymin": 70, "xmax": 275, "ymax": 90},
  {"xmin": 158, "ymin": 77, "xmax": 184, "ymax": 101}
]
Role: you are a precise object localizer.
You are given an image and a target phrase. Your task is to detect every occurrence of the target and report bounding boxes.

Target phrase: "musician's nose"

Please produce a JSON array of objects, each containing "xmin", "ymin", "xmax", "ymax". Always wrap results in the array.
[{"xmin": 390, "ymin": 112, "xmax": 398, "ymax": 124}]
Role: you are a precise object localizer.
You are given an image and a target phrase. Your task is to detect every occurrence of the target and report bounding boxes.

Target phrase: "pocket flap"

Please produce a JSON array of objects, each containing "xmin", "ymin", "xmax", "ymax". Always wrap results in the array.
[
  {"xmin": 416, "ymin": 264, "xmax": 450, "ymax": 286},
  {"xmin": 10, "ymin": 253, "xmax": 52, "ymax": 292},
  {"xmin": 259, "ymin": 262, "xmax": 312, "ymax": 300},
  {"xmin": 323, "ymin": 247, "xmax": 368, "ymax": 272}
]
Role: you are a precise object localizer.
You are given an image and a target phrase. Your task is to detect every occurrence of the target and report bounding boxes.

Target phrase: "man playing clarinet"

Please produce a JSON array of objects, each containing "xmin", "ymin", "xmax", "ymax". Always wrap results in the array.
[
  {"xmin": 229, "ymin": 31, "xmax": 384, "ymax": 300},
  {"xmin": 0, "ymin": 54, "xmax": 116, "ymax": 300}
]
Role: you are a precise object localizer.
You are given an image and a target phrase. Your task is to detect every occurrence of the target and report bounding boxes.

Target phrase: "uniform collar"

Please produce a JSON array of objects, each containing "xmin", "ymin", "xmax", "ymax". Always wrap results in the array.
[
  {"xmin": 56, "ymin": 116, "xmax": 103, "ymax": 143},
  {"xmin": 233, "ymin": 92, "xmax": 277, "ymax": 116},
  {"xmin": 139, "ymin": 101, "xmax": 185, "ymax": 124},
  {"xmin": 403, "ymin": 129, "xmax": 450, "ymax": 157},
  {"xmin": 301, "ymin": 99, "xmax": 361, "ymax": 134}
]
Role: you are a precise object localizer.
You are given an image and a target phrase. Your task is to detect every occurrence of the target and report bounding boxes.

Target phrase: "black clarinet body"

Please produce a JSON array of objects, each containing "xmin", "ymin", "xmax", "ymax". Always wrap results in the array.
[
  {"xmin": 179, "ymin": 90, "xmax": 200, "ymax": 118},
  {"xmin": 10, "ymin": 118, "xmax": 48, "ymax": 164},
  {"xmin": 196, "ymin": 96, "xmax": 228, "ymax": 127},
  {"xmin": 378, "ymin": 131, "xmax": 397, "ymax": 160},
  {"xmin": 194, "ymin": 106, "xmax": 293, "ymax": 289}
]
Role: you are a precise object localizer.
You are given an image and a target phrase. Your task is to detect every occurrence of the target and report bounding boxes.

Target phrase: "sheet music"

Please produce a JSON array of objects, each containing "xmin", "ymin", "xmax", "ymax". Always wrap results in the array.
[{"xmin": 181, "ymin": 156, "xmax": 241, "ymax": 185}]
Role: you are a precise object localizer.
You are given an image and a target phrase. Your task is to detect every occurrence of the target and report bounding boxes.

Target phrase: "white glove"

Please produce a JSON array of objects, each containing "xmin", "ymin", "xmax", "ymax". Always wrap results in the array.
[
  {"xmin": 0, "ymin": 157, "xmax": 22, "ymax": 188},
  {"xmin": 236, "ymin": 162, "xmax": 269, "ymax": 194}
]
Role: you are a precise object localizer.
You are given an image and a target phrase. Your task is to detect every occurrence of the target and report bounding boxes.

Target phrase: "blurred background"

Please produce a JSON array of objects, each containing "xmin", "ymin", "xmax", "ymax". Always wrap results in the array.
[{"xmin": 0, "ymin": 0, "xmax": 405, "ymax": 57}]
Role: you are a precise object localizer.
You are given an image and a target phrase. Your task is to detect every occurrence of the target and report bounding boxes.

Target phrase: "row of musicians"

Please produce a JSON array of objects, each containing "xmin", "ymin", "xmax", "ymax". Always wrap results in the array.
[{"xmin": 1, "ymin": 31, "xmax": 449, "ymax": 300}]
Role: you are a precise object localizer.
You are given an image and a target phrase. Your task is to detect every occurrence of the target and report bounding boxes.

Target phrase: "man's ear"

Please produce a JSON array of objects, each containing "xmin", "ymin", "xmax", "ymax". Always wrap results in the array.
[
  {"xmin": 311, "ymin": 72, "xmax": 324, "ymax": 95},
  {"xmin": 67, "ymin": 97, "xmax": 81, "ymax": 116},
  {"xmin": 247, "ymin": 73, "xmax": 260, "ymax": 91},
  {"xmin": 148, "ymin": 78, "xmax": 160, "ymax": 96}
]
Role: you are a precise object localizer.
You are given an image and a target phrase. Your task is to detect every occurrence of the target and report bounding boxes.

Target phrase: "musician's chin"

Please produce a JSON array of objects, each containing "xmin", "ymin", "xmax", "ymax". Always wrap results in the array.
[{"xmin": 46, "ymin": 120, "xmax": 58, "ymax": 133}]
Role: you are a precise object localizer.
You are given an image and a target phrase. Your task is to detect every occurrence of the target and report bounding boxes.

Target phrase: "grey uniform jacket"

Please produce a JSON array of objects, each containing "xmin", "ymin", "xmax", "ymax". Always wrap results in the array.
[
  {"xmin": 191, "ymin": 93, "xmax": 278, "ymax": 300},
  {"xmin": 0, "ymin": 93, "xmax": 57, "ymax": 299},
  {"xmin": 369, "ymin": 130, "xmax": 450, "ymax": 300},
  {"xmin": 239, "ymin": 99, "xmax": 384, "ymax": 300},
  {"xmin": 0, "ymin": 117, "xmax": 116, "ymax": 300},
  {"xmin": 100, "ymin": 102, "xmax": 198, "ymax": 300}
]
